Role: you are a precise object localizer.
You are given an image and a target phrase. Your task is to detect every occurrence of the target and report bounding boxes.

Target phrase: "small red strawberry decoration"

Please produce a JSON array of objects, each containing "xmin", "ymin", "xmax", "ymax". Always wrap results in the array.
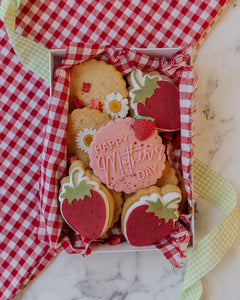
[
  {"xmin": 59, "ymin": 166, "xmax": 112, "ymax": 240},
  {"xmin": 89, "ymin": 99, "xmax": 102, "ymax": 110},
  {"xmin": 122, "ymin": 192, "xmax": 181, "ymax": 246},
  {"xmin": 129, "ymin": 69, "xmax": 180, "ymax": 132},
  {"xmin": 82, "ymin": 82, "xmax": 91, "ymax": 92},
  {"xmin": 132, "ymin": 116, "xmax": 156, "ymax": 140}
]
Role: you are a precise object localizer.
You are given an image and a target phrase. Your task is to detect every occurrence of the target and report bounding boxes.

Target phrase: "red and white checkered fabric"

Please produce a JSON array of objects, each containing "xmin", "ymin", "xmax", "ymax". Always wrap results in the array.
[
  {"xmin": 0, "ymin": 0, "xmax": 229, "ymax": 299},
  {"xmin": 15, "ymin": 0, "xmax": 228, "ymax": 51},
  {"xmin": 0, "ymin": 26, "xmax": 56, "ymax": 300},
  {"xmin": 156, "ymin": 222, "xmax": 192, "ymax": 268}
]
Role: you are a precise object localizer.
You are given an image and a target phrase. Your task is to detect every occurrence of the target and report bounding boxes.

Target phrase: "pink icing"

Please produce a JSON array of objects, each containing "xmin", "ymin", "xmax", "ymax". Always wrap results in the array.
[{"xmin": 89, "ymin": 117, "xmax": 166, "ymax": 194}]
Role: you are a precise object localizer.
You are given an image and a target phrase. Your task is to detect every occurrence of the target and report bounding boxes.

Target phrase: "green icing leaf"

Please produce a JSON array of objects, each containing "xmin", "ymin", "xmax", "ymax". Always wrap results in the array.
[
  {"xmin": 146, "ymin": 198, "xmax": 177, "ymax": 223},
  {"xmin": 133, "ymin": 116, "xmax": 155, "ymax": 121},
  {"xmin": 132, "ymin": 73, "xmax": 160, "ymax": 105},
  {"xmin": 61, "ymin": 169, "xmax": 94, "ymax": 204}
]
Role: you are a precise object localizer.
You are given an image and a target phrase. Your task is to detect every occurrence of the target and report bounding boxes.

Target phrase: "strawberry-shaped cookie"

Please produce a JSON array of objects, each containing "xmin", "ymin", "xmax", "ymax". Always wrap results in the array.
[
  {"xmin": 59, "ymin": 160, "xmax": 115, "ymax": 240},
  {"xmin": 121, "ymin": 185, "xmax": 181, "ymax": 246},
  {"xmin": 128, "ymin": 69, "xmax": 180, "ymax": 132}
]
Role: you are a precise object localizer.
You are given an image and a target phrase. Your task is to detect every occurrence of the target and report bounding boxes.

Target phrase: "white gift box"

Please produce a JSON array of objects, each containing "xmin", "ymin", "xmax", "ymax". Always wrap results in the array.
[{"xmin": 49, "ymin": 47, "xmax": 194, "ymax": 252}]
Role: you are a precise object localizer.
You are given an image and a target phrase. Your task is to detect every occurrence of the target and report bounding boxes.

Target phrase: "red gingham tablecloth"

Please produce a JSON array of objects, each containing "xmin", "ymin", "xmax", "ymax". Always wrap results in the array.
[{"xmin": 0, "ymin": 1, "xmax": 229, "ymax": 299}]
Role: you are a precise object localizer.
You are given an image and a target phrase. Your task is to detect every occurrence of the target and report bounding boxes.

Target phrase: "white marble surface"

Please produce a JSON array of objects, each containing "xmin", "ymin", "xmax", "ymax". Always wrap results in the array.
[{"xmin": 15, "ymin": 1, "xmax": 240, "ymax": 299}]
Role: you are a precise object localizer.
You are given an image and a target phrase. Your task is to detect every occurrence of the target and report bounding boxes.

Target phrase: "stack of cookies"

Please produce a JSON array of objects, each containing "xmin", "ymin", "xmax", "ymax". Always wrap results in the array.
[{"xmin": 59, "ymin": 59, "xmax": 187, "ymax": 247}]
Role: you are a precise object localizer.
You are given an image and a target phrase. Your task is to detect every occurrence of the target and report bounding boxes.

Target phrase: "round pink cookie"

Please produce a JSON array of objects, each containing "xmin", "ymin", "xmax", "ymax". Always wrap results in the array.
[{"xmin": 89, "ymin": 117, "xmax": 166, "ymax": 194}]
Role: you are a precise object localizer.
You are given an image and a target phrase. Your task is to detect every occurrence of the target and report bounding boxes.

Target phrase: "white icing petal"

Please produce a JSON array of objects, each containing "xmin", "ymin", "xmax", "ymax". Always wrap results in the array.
[{"xmin": 135, "ymin": 69, "xmax": 144, "ymax": 86}]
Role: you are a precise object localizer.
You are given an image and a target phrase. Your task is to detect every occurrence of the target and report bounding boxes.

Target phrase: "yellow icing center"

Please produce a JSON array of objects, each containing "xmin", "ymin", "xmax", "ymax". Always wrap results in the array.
[
  {"xmin": 109, "ymin": 100, "xmax": 121, "ymax": 113},
  {"xmin": 83, "ymin": 134, "xmax": 93, "ymax": 147}
]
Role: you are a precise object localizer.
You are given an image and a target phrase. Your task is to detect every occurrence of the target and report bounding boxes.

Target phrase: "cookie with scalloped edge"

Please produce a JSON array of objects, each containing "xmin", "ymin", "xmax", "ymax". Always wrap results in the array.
[
  {"xmin": 67, "ymin": 107, "xmax": 111, "ymax": 168},
  {"xmin": 110, "ymin": 189, "xmax": 123, "ymax": 225},
  {"xmin": 156, "ymin": 162, "xmax": 188, "ymax": 213},
  {"xmin": 156, "ymin": 160, "xmax": 178, "ymax": 187},
  {"xmin": 175, "ymin": 169, "xmax": 188, "ymax": 213},
  {"xmin": 69, "ymin": 59, "xmax": 129, "ymax": 115},
  {"xmin": 89, "ymin": 117, "xmax": 166, "ymax": 194}
]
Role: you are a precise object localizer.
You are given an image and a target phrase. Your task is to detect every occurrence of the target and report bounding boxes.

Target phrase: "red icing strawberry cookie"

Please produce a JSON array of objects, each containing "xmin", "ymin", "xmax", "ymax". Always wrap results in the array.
[
  {"xmin": 121, "ymin": 185, "xmax": 181, "ymax": 246},
  {"xmin": 89, "ymin": 117, "xmax": 166, "ymax": 194},
  {"xmin": 59, "ymin": 160, "xmax": 115, "ymax": 240},
  {"xmin": 128, "ymin": 69, "xmax": 180, "ymax": 132}
]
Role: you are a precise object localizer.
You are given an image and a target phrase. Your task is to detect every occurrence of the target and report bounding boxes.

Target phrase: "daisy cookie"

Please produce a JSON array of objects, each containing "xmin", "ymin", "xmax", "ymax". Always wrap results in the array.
[
  {"xmin": 121, "ymin": 185, "xmax": 181, "ymax": 246},
  {"xmin": 67, "ymin": 107, "xmax": 111, "ymax": 168},
  {"xmin": 156, "ymin": 160, "xmax": 178, "ymax": 187},
  {"xmin": 89, "ymin": 117, "xmax": 166, "ymax": 194},
  {"xmin": 59, "ymin": 160, "xmax": 115, "ymax": 240},
  {"xmin": 127, "ymin": 69, "xmax": 180, "ymax": 131},
  {"xmin": 103, "ymin": 92, "xmax": 129, "ymax": 120},
  {"xmin": 69, "ymin": 59, "xmax": 129, "ymax": 113}
]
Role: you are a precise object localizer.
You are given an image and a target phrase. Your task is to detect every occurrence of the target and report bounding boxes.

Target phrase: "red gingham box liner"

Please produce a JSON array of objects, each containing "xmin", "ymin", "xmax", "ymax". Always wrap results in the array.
[
  {"xmin": 0, "ymin": 0, "xmax": 229, "ymax": 299},
  {"xmin": 37, "ymin": 42, "xmax": 193, "ymax": 259}
]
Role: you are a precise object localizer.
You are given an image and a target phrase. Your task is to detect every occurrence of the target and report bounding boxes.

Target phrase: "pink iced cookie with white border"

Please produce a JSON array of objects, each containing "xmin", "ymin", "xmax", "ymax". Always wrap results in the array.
[{"xmin": 89, "ymin": 117, "xmax": 166, "ymax": 194}]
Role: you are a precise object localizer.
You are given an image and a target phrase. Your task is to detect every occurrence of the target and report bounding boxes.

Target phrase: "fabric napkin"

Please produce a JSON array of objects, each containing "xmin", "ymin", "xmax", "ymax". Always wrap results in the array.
[{"xmin": 0, "ymin": 1, "xmax": 238, "ymax": 300}]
